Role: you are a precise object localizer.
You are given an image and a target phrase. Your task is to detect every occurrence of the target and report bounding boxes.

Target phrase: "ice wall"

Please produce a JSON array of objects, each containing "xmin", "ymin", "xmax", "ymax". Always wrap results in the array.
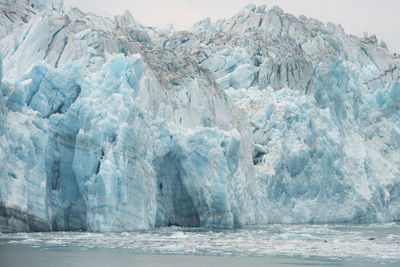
[
  {"xmin": 178, "ymin": 4, "xmax": 400, "ymax": 223},
  {"xmin": 0, "ymin": 1, "xmax": 255, "ymax": 231},
  {"xmin": 0, "ymin": 1, "xmax": 399, "ymax": 232}
]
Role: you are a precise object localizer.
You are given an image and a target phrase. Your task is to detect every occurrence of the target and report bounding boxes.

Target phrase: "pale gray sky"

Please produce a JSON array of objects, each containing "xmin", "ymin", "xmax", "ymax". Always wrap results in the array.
[{"xmin": 64, "ymin": 0, "xmax": 400, "ymax": 53}]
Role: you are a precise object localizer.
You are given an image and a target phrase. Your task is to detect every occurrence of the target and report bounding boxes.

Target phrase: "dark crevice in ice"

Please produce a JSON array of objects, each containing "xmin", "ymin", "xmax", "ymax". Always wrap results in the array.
[
  {"xmin": 55, "ymin": 36, "xmax": 68, "ymax": 68},
  {"xmin": 154, "ymin": 152, "xmax": 200, "ymax": 227},
  {"xmin": 44, "ymin": 25, "xmax": 66, "ymax": 60},
  {"xmin": 45, "ymin": 130, "xmax": 87, "ymax": 231},
  {"xmin": 253, "ymin": 150, "xmax": 265, "ymax": 165},
  {"xmin": 258, "ymin": 18, "xmax": 263, "ymax": 27}
]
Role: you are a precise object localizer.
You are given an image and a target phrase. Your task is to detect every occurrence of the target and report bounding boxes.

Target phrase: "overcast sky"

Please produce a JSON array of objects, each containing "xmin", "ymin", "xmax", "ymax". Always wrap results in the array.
[{"xmin": 64, "ymin": 0, "xmax": 400, "ymax": 53}]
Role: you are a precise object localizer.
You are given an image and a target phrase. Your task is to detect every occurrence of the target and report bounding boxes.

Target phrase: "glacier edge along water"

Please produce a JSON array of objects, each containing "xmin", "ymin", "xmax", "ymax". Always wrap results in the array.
[{"xmin": 0, "ymin": 0, "xmax": 399, "ymax": 233}]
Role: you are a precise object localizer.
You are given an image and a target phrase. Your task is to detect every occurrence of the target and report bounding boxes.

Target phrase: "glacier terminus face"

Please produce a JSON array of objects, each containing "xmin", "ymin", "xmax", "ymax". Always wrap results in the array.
[{"xmin": 0, "ymin": 0, "xmax": 399, "ymax": 232}]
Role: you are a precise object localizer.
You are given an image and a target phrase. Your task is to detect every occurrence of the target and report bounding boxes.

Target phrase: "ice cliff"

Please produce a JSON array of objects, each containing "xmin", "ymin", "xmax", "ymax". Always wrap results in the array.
[{"xmin": 0, "ymin": 1, "xmax": 399, "ymax": 232}]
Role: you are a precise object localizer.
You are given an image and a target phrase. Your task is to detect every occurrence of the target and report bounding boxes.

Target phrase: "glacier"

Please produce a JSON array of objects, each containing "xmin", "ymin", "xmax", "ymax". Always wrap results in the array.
[{"xmin": 0, "ymin": 0, "xmax": 399, "ymax": 232}]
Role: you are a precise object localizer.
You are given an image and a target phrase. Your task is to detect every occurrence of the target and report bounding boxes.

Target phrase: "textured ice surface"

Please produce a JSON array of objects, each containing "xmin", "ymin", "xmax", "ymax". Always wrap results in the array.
[
  {"xmin": 179, "ymin": 5, "xmax": 400, "ymax": 224},
  {"xmin": 0, "ymin": 1, "xmax": 399, "ymax": 232},
  {"xmin": 0, "ymin": 0, "xmax": 255, "ymax": 231}
]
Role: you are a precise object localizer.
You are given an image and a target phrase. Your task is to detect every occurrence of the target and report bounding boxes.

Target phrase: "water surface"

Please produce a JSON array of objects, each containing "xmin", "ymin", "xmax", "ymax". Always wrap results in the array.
[{"xmin": 1, "ymin": 223, "xmax": 399, "ymax": 266}]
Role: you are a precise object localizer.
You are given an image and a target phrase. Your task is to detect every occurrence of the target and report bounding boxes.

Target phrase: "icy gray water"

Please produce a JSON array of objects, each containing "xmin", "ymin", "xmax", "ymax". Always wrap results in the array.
[{"xmin": 1, "ymin": 223, "xmax": 399, "ymax": 266}]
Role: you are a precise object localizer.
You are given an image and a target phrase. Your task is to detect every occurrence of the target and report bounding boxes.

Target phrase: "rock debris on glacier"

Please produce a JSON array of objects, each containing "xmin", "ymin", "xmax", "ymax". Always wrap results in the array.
[{"xmin": 0, "ymin": 0, "xmax": 399, "ymax": 232}]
